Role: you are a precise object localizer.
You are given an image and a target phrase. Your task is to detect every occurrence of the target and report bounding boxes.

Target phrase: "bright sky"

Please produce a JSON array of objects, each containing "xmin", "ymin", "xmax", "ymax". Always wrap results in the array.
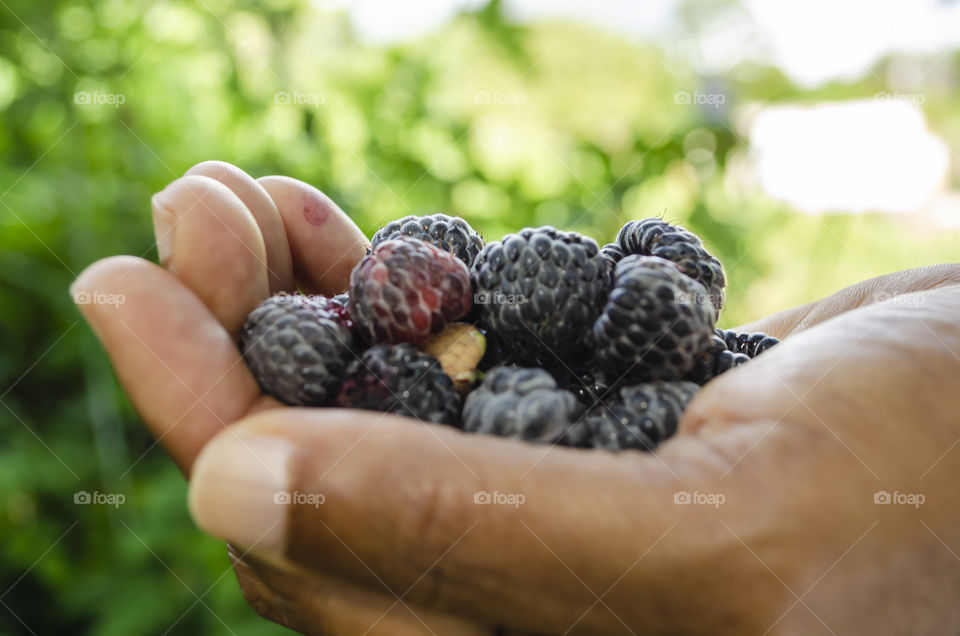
[
  {"xmin": 313, "ymin": 0, "xmax": 959, "ymax": 216},
  {"xmin": 316, "ymin": 0, "xmax": 960, "ymax": 86}
]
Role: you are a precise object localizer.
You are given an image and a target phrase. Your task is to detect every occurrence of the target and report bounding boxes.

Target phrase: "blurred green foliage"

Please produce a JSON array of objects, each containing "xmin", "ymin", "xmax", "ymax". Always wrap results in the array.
[{"xmin": 0, "ymin": 0, "xmax": 958, "ymax": 634}]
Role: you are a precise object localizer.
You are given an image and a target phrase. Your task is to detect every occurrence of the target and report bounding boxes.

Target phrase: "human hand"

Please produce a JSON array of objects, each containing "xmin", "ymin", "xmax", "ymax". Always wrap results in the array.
[
  {"xmin": 73, "ymin": 161, "xmax": 960, "ymax": 634},
  {"xmin": 72, "ymin": 161, "xmax": 488, "ymax": 634}
]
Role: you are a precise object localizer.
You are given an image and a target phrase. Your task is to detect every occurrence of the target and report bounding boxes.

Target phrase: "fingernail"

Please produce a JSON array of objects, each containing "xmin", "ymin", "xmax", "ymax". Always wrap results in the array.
[
  {"xmin": 151, "ymin": 191, "xmax": 175, "ymax": 267},
  {"xmin": 188, "ymin": 434, "xmax": 293, "ymax": 553}
]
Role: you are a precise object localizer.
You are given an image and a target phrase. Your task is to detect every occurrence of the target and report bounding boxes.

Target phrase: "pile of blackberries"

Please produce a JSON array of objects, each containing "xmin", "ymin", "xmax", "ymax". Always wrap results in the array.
[{"xmin": 240, "ymin": 214, "xmax": 778, "ymax": 452}]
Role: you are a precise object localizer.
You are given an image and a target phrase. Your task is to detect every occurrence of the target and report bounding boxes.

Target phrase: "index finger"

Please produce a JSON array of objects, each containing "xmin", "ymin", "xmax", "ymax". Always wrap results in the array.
[
  {"xmin": 72, "ymin": 256, "xmax": 278, "ymax": 474},
  {"xmin": 257, "ymin": 176, "xmax": 370, "ymax": 296}
]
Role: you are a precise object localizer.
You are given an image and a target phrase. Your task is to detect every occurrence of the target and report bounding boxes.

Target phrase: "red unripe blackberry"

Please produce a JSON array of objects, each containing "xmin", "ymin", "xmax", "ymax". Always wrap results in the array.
[{"xmin": 349, "ymin": 237, "xmax": 472, "ymax": 345}]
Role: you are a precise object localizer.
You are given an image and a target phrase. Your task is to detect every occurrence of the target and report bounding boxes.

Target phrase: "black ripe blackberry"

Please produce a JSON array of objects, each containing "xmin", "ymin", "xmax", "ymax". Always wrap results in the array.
[
  {"xmin": 554, "ymin": 365, "xmax": 617, "ymax": 409},
  {"xmin": 462, "ymin": 367, "xmax": 588, "ymax": 446},
  {"xmin": 617, "ymin": 218, "xmax": 701, "ymax": 254},
  {"xmin": 476, "ymin": 328, "xmax": 561, "ymax": 371},
  {"xmin": 600, "ymin": 242, "xmax": 624, "ymax": 266},
  {"xmin": 616, "ymin": 218, "xmax": 726, "ymax": 313},
  {"xmin": 241, "ymin": 295, "xmax": 353, "ymax": 406},
  {"xmin": 586, "ymin": 381, "xmax": 699, "ymax": 451},
  {"xmin": 337, "ymin": 344, "xmax": 460, "ymax": 426},
  {"xmin": 685, "ymin": 333, "xmax": 750, "ymax": 385},
  {"xmin": 471, "ymin": 226, "xmax": 611, "ymax": 364},
  {"xmin": 717, "ymin": 327, "xmax": 741, "ymax": 353},
  {"xmin": 371, "ymin": 213, "xmax": 484, "ymax": 268},
  {"xmin": 715, "ymin": 328, "xmax": 780, "ymax": 358},
  {"xmin": 714, "ymin": 350, "xmax": 750, "ymax": 374},
  {"xmin": 477, "ymin": 329, "xmax": 516, "ymax": 371},
  {"xmin": 592, "ymin": 255, "xmax": 715, "ymax": 381}
]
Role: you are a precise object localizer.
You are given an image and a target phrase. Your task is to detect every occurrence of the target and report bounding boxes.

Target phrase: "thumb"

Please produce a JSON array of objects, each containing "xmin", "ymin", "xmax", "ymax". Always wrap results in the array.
[
  {"xmin": 186, "ymin": 408, "xmax": 735, "ymax": 632},
  {"xmin": 736, "ymin": 263, "xmax": 960, "ymax": 338}
]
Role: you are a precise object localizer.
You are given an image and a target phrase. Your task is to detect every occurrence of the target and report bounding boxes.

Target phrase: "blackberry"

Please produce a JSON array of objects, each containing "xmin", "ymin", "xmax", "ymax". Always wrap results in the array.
[
  {"xmin": 330, "ymin": 292, "xmax": 350, "ymax": 311},
  {"xmin": 617, "ymin": 218, "xmax": 702, "ymax": 255},
  {"xmin": 592, "ymin": 255, "xmax": 715, "ymax": 381},
  {"xmin": 371, "ymin": 213, "xmax": 484, "ymax": 267},
  {"xmin": 715, "ymin": 328, "xmax": 779, "ymax": 358},
  {"xmin": 554, "ymin": 365, "xmax": 617, "ymax": 409},
  {"xmin": 309, "ymin": 293, "xmax": 354, "ymax": 333},
  {"xmin": 745, "ymin": 332, "xmax": 778, "ymax": 357},
  {"xmin": 600, "ymin": 242, "xmax": 624, "ymax": 266},
  {"xmin": 685, "ymin": 333, "xmax": 750, "ymax": 385},
  {"xmin": 350, "ymin": 237, "xmax": 472, "ymax": 345},
  {"xmin": 462, "ymin": 367, "xmax": 588, "ymax": 446},
  {"xmin": 586, "ymin": 381, "xmax": 699, "ymax": 451},
  {"xmin": 477, "ymin": 329, "xmax": 511, "ymax": 371},
  {"xmin": 714, "ymin": 349, "xmax": 749, "ymax": 374},
  {"xmin": 471, "ymin": 226, "xmax": 611, "ymax": 363},
  {"xmin": 240, "ymin": 295, "xmax": 353, "ymax": 406},
  {"xmin": 616, "ymin": 218, "xmax": 726, "ymax": 313},
  {"xmin": 337, "ymin": 344, "xmax": 460, "ymax": 425},
  {"xmin": 476, "ymin": 328, "xmax": 532, "ymax": 370},
  {"xmin": 717, "ymin": 327, "xmax": 741, "ymax": 353}
]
